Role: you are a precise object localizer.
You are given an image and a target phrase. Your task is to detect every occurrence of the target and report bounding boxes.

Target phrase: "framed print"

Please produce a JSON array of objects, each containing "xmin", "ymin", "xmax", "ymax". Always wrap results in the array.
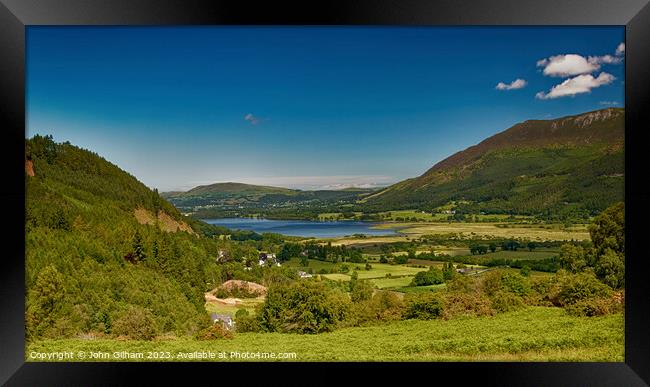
[{"xmin": 1, "ymin": 0, "xmax": 649, "ymax": 385}]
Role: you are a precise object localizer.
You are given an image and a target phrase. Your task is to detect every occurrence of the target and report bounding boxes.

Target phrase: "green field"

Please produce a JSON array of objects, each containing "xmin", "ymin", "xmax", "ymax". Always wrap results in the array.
[
  {"xmin": 284, "ymin": 258, "xmax": 554, "ymax": 289},
  {"xmin": 370, "ymin": 276, "xmax": 415, "ymax": 289},
  {"xmin": 322, "ymin": 263, "xmax": 428, "ymax": 282},
  {"xmin": 395, "ymin": 284, "xmax": 447, "ymax": 293},
  {"xmin": 471, "ymin": 249, "xmax": 559, "ymax": 260},
  {"xmin": 377, "ymin": 210, "xmax": 445, "ymax": 222},
  {"xmin": 431, "ymin": 247, "xmax": 471, "ymax": 256},
  {"xmin": 282, "ymin": 258, "xmax": 339, "ymax": 272},
  {"xmin": 321, "ymin": 273, "xmax": 350, "ymax": 281},
  {"xmin": 26, "ymin": 307, "xmax": 623, "ymax": 362},
  {"xmin": 406, "ymin": 259, "xmax": 445, "ymax": 267},
  {"xmin": 495, "ymin": 268, "xmax": 555, "ymax": 279}
]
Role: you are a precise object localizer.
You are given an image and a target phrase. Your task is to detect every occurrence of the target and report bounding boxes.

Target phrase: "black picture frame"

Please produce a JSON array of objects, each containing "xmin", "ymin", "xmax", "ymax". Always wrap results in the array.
[{"xmin": 1, "ymin": 0, "xmax": 649, "ymax": 385}]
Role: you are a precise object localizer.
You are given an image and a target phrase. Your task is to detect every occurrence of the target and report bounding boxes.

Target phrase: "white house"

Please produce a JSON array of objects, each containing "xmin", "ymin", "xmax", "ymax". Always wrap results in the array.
[
  {"xmin": 258, "ymin": 252, "xmax": 280, "ymax": 266},
  {"xmin": 210, "ymin": 313, "xmax": 235, "ymax": 330}
]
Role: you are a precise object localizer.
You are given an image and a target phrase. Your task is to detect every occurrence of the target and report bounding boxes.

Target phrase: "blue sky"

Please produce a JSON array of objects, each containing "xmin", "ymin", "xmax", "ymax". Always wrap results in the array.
[{"xmin": 27, "ymin": 26, "xmax": 625, "ymax": 191}]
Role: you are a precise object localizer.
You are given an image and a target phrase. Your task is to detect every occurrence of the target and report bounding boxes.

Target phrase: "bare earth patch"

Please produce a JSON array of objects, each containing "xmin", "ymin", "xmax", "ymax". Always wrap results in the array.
[
  {"xmin": 204, "ymin": 293, "xmax": 243, "ymax": 305},
  {"xmin": 133, "ymin": 207, "xmax": 195, "ymax": 235},
  {"xmin": 25, "ymin": 159, "xmax": 35, "ymax": 177},
  {"xmin": 216, "ymin": 280, "xmax": 267, "ymax": 296}
]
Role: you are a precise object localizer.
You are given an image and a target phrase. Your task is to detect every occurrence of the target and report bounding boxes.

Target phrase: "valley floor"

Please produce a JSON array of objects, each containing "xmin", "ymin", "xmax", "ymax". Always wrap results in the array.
[
  {"xmin": 26, "ymin": 307, "xmax": 623, "ymax": 362},
  {"xmin": 371, "ymin": 221, "xmax": 591, "ymax": 241}
]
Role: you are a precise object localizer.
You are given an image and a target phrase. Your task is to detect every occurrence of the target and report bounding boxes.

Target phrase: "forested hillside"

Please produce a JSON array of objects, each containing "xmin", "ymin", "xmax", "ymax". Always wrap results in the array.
[
  {"xmin": 363, "ymin": 108, "xmax": 624, "ymax": 220},
  {"xmin": 25, "ymin": 135, "xmax": 226, "ymax": 340},
  {"xmin": 163, "ymin": 182, "xmax": 374, "ymax": 219}
]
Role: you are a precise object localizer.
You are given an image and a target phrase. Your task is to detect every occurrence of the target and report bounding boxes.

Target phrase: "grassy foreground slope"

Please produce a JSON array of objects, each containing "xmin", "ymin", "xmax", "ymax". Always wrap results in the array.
[{"xmin": 27, "ymin": 307, "xmax": 623, "ymax": 361}]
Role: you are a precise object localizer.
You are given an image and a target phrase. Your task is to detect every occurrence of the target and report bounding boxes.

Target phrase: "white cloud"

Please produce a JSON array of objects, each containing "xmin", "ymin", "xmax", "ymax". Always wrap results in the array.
[
  {"xmin": 496, "ymin": 78, "xmax": 527, "ymax": 90},
  {"xmin": 588, "ymin": 54, "xmax": 622, "ymax": 65},
  {"xmin": 533, "ymin": 45, "xmax": 623, "ymax": 101},
  {"xmin": 616, "ymin": 42, "xmax": 625, "ymax": 56},
  {"xmin": 537, "ymin": 54, "xmax": 600, "ymax": 77},
  {"xmin": 244, "ymin": 113, "xmax": 261, "ymax": 125},
  {"xmin": 599, "ymin": 101, "xmax": 619, "ymax": 106},
  {"xmin": 536, "ymin": 58, "xmax": 549, "ymax": 67},
  {"xmin": 537, "ymin": 44, "xmax": 625, "ymax": 78},
  {"xmin": 535, "ymin": 72, "xmax": 615, "ymax": 100}
]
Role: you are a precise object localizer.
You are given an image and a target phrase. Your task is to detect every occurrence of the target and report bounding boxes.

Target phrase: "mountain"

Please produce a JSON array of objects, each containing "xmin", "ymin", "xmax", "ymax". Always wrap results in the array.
[
  {"xmin": 363, "ymin": 108, "xmax": 624, "ymax": 219},
  {"xmin": 24, "ymin": 135, "xmax": 225, "ymax": 340},
  {"xmin": 181, "ymin": 182, "xmax": 298, "ymax": 196},
  {"xmin": 163, "ymin": 182, "xmax": 375, "ymax": 215}
]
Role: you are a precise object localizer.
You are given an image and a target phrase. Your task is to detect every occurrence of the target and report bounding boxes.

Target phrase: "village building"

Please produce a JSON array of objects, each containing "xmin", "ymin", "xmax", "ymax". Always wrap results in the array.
[
  {"xmin": 258, "ymin": 252, "xmax": 281, "ymax": 266},
  {"xmin": 210, "ymin": 313, "xmax": 235, "ymax": 330},
  {"xmin": 297, "ymin": 270, "xmax": 313, "ymax": 278},
  {"xmin": 216, "ymin": 250, "xmax": 231, "ymax": 263}
]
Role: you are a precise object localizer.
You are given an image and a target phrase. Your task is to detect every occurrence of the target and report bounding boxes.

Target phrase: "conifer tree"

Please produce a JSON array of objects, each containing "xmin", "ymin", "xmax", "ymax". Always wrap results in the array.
[
  {"xmin": 26, "ymin": 265, "xmax": 65, "ymax": 338},
  {"xmin": 133, "ymin": 230, "xmax": 146, "ymax": 262}
]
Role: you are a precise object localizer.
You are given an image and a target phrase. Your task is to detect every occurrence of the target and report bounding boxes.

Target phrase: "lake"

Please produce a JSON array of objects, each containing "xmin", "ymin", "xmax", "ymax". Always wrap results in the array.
[{"xmin": 202, "ymin": 218, "xmax": 400, "ymax": 238}]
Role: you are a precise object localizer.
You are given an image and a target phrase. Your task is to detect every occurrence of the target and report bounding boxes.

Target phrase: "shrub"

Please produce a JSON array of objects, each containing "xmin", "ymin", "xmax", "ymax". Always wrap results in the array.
[
  {"xmin": 369, "ymin": 291, "xmax": 405, "ymax": 321},
  {"xmin": 529, "ymin": 276, "xmax": 561, "ymax": 306},
  {"xmin": 404, "ymin": 292, "xmax": 443, "ymax": 320},
  {"xmin": 445, "ymin": 275, "xmax": 476, "ymax": 293},
  {"xmin": 394, "ymin": 255, "xmax": 408, "ymax": 264},
  {"xmin": 490, "ymin": 290, "xmax": 524, "ymax": 313},
  {"xmin": 410, "ymin": 267, "xmax": 444, "ymax": 286},
  {"xmin": 556, "ymin": 272, "xmax": 612, "ymax": 306},
  {"xmin": 349, "ymin": 279, "xmax": 374, "ymax": 303},
  {"xmin": 594, "ymin": 249, "xmax": 625, "ymax": 289},
  {"xmin": 196, "ymin": 323, "xmax": 234, "ymax": 340},
  {"xmin": 501, "ymin": 273, "xmax": 531, "ymax": 297},
  {"xmin": 257, "ymin": 281, "xmax": 350, "ymax": 334},
  {"xmin": 442, "ymin": 262, "xmax": 455, "ymax": 281},
  {"xmin": 564, "ymin": 296, "xmax": 623, "ymax": 317},
  {"xmin": 482, "ymin": 270, "xmax": 531, "ymax": 297},
  {"xmin": 559, "ymin": 244, "xmax": 587, "ymax": 273},
  {"xmin": 235, "ymin": 314, "xmax": 262, "ymax": 332},
  {"xmin": 235, "ymin": 309, "xmax": 249, "ymax": 319},
  {"xmin": 441, "ymin": 292, "xmax": 495, "ymax": 320},
  {"xmin": 589, "ymin": 202, "xmax": 624, "ymax": 256},
  {"xmin": 112, "ymin": 306, "xmax": 159, "ymax": 340},
  {"xmin": 348, "ymin": 291, "xmax": 405, "ymax": 326}
]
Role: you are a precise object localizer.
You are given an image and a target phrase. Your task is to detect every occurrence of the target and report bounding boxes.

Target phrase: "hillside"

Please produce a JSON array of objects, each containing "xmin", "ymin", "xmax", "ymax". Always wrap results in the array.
[
  {"xmin": 181, "ymin": 182, "xmax": 298, "ymax": 196},
  {"xmin": 163, "ymin": 182, "xmax": 374, "ymax": 217},
  {"xmin": 363, "ymin": 108, "xmax": 624, "ymax": 219},
  {"xmin": 24, "ymin": 135, "xmax": 226, "ymax": 340}
]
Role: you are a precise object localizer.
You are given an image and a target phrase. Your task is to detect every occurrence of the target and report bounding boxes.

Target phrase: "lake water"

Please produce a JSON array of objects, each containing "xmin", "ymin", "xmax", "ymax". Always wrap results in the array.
[{"xmin": 202, "ymin": 218, "xmax": 400, "ymax": 238}]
